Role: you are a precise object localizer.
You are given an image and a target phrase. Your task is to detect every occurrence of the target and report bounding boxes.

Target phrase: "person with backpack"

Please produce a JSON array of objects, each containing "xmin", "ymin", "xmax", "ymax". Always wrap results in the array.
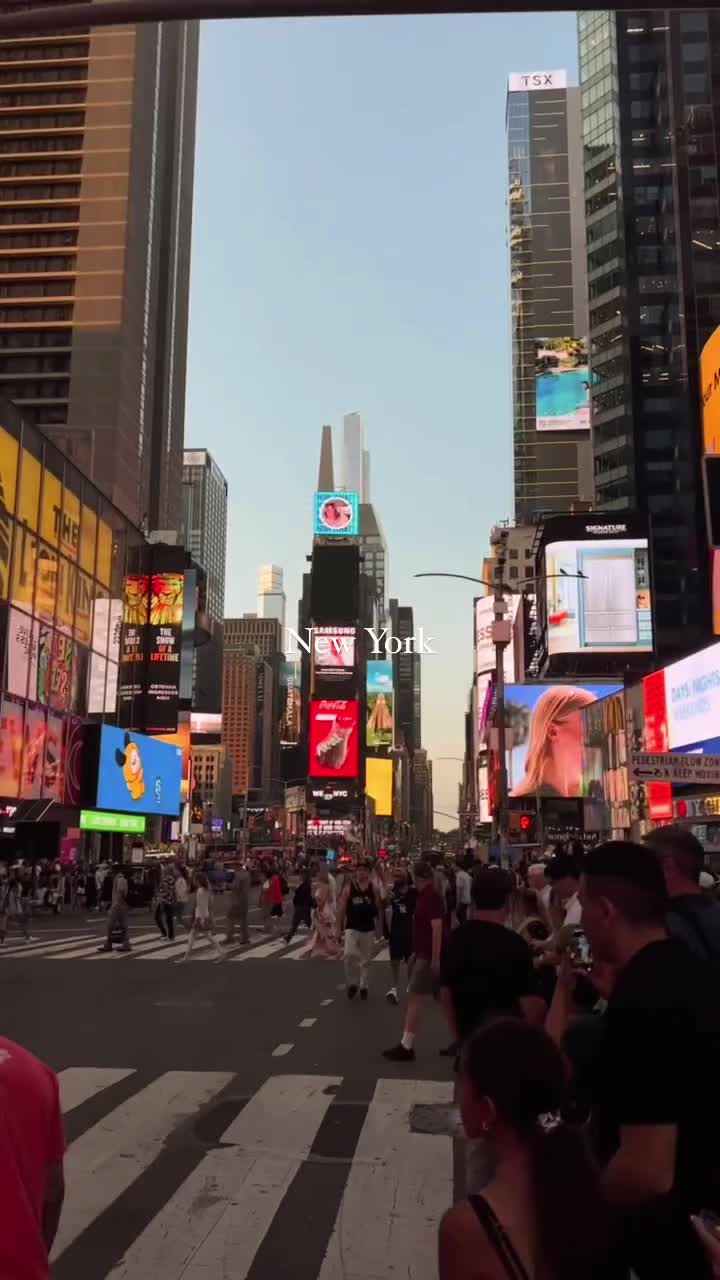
[
  {"xmin": 646, "ymin": 825, "xmax": 720, "ymax": 967},
  {"xmin": 286, "ymin": 868, "xmax": 313, "ymax": 943}
]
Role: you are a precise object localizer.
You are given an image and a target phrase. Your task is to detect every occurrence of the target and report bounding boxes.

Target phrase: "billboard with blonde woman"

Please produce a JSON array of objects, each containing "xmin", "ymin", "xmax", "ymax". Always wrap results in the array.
[{"xmin": 505, "ymin": 683, "xmax": 621, "ymax": 798}]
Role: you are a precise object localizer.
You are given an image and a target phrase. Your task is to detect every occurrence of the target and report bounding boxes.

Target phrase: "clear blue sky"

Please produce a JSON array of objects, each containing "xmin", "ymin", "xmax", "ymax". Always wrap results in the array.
[{"xmin": 185, "ymin": 12, "xmax": 579, "ymax": 828}]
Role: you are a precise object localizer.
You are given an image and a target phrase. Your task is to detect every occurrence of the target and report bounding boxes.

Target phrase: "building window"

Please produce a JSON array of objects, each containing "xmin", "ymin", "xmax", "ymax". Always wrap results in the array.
[{"xmin": 509, "ymin": 566, "xmax": 519, "ymax": 580}]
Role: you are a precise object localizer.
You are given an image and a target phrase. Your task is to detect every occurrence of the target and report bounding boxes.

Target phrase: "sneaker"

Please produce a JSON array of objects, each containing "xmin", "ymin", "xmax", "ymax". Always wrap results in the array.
[
  {"xmin": 382, "ymin": 1043, "xmax": 415, "ymax": 1063},
  {"xmin": 386, "ymin": 988, "xmax": 399, "ymax": 1005},
  {"xmin": 97, "ymin": 944, "xmax": 112, "ymax": 952},
  {"xmin": 347, "ymin": 984, "xmax": 358, "ymax": 1000},
  {"xmin": 360, "ymin": 987, "xmax": 368, "ymax": 1001}
]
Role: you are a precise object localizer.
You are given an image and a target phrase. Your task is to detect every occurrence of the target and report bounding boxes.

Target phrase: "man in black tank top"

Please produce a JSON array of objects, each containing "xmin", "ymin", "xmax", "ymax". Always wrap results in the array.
[{"xmin": 338, "ymin": 860, "xmax": 380, "ymax": 1000}]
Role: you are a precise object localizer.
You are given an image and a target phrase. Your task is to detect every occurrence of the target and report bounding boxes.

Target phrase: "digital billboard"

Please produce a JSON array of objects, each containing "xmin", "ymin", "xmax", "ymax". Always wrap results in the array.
[
  {"xmin": 314, "ymin": 491, "xmax": 359, "ymax": 538},
  {"xmin": 647, "ymin": 640, "xmax": 720, "ymax": 753},
  {"xmin": 80, "ymin": 810, "xmax": 146, "ymax": 834},
  {"xmin": 366, "ymin": 757, "xmax": 393, "ymax": 817},
  {"xmin": 87, "ymin": 598, "xmax": 122, "ymax": 715},
  {"xmin": 366, "ymin": 660, "xmax": 394, "ymax": 749},
  {"xmin": 96, "ymin": 725, "xmax": 183, "ymax": 817},
  {"xmin": 280, "ymin": 658, "xmax": 301, "ymax": 744},
  {"xmin": 545, "ymin": 538, "xmax": 653, "ymax": 654},
  {"xmin": 146, "ymin": 573, "xmax": 184, "ymax": 733},
  {"xmin": 118, "ymin": 574, "xmax": 149, "ymax": 719},
  {"xmin": 701, "ymin": 325, "xmax": 720, "ymax": 457},
  {"xmin": 191, "ymin": 711, "xmax": 223, "ymax": 737},
  {"xmin": 535, "ymin": 338, "xmax": 590, "ymax": 432},
  {"xmin": 581, "ymin": 691, "xmax": 630, "ymax": 832},
  {"xmin": 309, "ymin": 700, "xmax": 359, "ymax": 779},
  {"xmin": 312, "ymin": 626, "xmax": 356, "ymax": 680},
  {"xmin": 504, "ymin": 683, "xmax": 622, "ymax": 798}
]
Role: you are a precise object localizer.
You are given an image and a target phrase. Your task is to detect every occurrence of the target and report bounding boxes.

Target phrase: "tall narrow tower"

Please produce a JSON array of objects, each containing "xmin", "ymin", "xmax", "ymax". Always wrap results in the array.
[{"xmin": 318, "ymin": 425, "xmax": 335, "ymax": 491}]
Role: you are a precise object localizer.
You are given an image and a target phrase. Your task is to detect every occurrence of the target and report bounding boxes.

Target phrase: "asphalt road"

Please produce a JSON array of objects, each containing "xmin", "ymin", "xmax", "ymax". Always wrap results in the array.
[{"xmin": 1, "ymin": 906, "xmax": 457, "ymax": 1280}]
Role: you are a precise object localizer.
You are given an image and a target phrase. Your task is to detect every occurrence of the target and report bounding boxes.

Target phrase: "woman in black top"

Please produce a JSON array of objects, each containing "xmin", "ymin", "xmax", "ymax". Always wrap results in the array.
[{"xmin": 439, "ymin": 1019, "xmax": 614, "ymax": 1280}]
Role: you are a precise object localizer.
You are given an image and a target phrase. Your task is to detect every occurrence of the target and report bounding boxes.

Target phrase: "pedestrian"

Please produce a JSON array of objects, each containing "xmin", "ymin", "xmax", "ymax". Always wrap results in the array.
[
  {"xmin": 549, "ymin": 840, "xmax": 720, "ymax": 1278},
  {"xmin": 646, "ymin": 824, "xmax": 720, "ymax": 966},
  {"xmin": 154, "ymin": 861, "xmax": 176, "ymax": 941},
  {"xmin": 385, "ymin": 866, "xmax": 416, "ymax": 1005},
  {"xmin": 438, "ymin": 1019, "xmax": 612, "ymax": 1280},
  {"xmin": 338, "ymin": 859, "xmax": 381, "ymax": 1001},
  {"xmin": 100, "ymin": 866, "xmax": 113, "ymax": 913},
  {"xmin": 302, "ymin": 874, "xmax": 339, "ymax": 959},
  {"xmin": 0, "ymin": 871, "xmax": 30, "ymax": 945},
  {"xmin": 179, "ymin": 871, "xmax": 223, "ymax": 962},
  {"xmin": 95, "ymin": 863, "xmax": 105, "ymax": 911},
  {"xmin": 0, "ymin": 1034, "xmax": 66, "ymax": 1280},
  {"xmin": 439, "ymin": 867, "xmax": 544, "ymax": 1051},
  {"xmin": 174, "ymin": 865, "xmax": 191, "ymax": 931},
  {"xmin": 267, "ymin": 864, "xmax": 284, "ymax": 936},
  {"xmin": 85, "ymin": 867, "xmax": 97, "ymax": 912},
  {"xmin": 97, "ymin": 866, "xmax": 131, "ymax": 952},
  {"xmin": 383, "ymin": 859, "xmax": 444, "ymax": 1061},
  {"xmin": 455, "ymin": 857, "xmax": 472, "ymax": 926},
  {"xmin": 224, "ymin": 861, "xmax": 251, "ymax": 946},
  {"xmin": 286, "ymin": 868, "xmax": 313, "ymax": 942}
]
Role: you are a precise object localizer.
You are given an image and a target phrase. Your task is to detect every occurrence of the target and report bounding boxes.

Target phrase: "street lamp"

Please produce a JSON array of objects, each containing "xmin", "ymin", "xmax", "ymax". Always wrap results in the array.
[{"xmin": 414, "ymin": 568, "xmax": 586, "ymax": 855}]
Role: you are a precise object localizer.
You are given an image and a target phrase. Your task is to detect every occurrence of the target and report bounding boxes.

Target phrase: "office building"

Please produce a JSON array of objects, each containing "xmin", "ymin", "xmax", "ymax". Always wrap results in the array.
[
  {"xmin": 412, "ymin": 749, "xmax": 434, "ymax": 845},
  {"xmin": 341, "ymin": 412, "xmax": 367, "ymax": 499},
  {"xmin": 224, "ymin": 615, "xmax": 282, "ymax": 662},
  {"xmin": 508, "ymin": 69, "xmax": 594, "ymax": 524},
  {"xmin": 182, "ymin": 449, "xmax": 228, "ymax": 712},
  {"xmin": 481, "ymin": 522, "xmax": 536, "ymax": 591},
  {"xmin": 222, "ymin": 615, "xmax": 283, "ymax": 797},
  {"xmin": 0, "ymin": 17, "xmax": 199, "ymax": 534},
  {"xmin": 579, "ymin": 10, "xmax": 720, "ymax": 657},
  {"xmin": 389, "ymin": 599, "xmax": 421, "ymax": 755},
  {"xmin": 258, "ymin": 564, "xmax": 286, "ymax": 631},
  {"xmin": 318, "ymin": 424, "xmax": 335, "ymax": 490}
]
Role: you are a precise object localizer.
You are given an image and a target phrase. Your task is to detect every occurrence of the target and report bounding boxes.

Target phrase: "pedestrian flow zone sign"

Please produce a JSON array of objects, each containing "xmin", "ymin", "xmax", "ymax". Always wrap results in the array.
[{"xmin": 630, "ymin": 752, "xmax": 720, "ymax": 786}]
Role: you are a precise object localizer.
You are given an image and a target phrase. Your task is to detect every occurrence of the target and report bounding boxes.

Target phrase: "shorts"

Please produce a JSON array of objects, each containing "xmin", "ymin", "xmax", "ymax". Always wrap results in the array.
[
  {"xmin": 271, "ymin": 904, "xmax": 283, "ymax": 918},
  {"xmin": 408, "ymin": 957, "xmax": 440, "ymax": 997},
  {"xmin": 389, "ymin": 939, "xmax": 412, "ymax": 964}
]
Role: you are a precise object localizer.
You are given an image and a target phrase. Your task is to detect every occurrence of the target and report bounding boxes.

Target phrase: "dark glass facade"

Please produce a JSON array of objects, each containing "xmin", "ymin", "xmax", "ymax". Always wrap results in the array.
[
  {"xmin": 579, "ymin": 9, "xmax": 720, "ymax": 657},
  {"xmin": 508, "ymin": 76, "xmax": 594, "ymax": 523}
]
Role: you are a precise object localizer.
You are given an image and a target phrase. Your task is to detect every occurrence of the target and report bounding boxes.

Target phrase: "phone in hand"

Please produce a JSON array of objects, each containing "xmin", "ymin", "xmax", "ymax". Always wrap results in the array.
[
  {"xmin": 568, "ymin": 927, "xmax": 593, "ymax": 972},
  {"xmin": 698, "ymin": 1209, "xmax": 720, "ymax": 1239}
]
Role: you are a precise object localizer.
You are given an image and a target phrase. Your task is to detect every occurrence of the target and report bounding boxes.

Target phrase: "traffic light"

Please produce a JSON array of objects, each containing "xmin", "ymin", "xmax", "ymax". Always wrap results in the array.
[
  {"xmin": 508, "ymin": 809, "xmax": 538, "ymax": 845},
  {"xmin": 378, "ymin": 848, "xmax": 388, "ymax": 861}
]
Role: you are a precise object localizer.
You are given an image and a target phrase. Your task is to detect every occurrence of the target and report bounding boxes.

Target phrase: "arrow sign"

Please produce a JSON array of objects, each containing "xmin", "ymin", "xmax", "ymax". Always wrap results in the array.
[{"xmin": 629, "ymin": 752, "xmax": 720, "ymax": 786}]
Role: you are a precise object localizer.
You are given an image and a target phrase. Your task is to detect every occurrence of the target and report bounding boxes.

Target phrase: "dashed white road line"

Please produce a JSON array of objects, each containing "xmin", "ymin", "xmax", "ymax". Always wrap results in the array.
[
  {"xmin": 321, "ymin": 998, "xmax": 333, "ymax": 1006},
  {"xmin": 299, "ymin": 1018, "xmax": 316, "ymax": 1028},
  {"xmin": 272, "ymin": 1043, "xmax": 294, "ymax": 1057}
]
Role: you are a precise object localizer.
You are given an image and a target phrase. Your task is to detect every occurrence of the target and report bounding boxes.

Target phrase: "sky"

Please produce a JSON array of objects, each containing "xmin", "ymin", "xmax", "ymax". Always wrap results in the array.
[{"xmin": 185, "ymin": 11, "xmax": 579, "ymax": 829}]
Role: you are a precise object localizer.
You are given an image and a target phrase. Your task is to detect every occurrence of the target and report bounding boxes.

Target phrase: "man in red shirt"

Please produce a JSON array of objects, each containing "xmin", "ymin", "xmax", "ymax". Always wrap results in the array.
[
  {"xmin": 0, "ymin": 1035, "xmax": 65, "ymax": 1279},
  {"xmin": 383, "ymin": 860, "xmax": 445, "ymax": 1062}
]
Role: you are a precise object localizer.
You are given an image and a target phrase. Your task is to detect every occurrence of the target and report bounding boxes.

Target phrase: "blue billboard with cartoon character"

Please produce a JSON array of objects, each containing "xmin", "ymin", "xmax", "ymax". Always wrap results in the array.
[{"xmin": 96, "ymin": 726, "xmax": 183, "ymax": 816}]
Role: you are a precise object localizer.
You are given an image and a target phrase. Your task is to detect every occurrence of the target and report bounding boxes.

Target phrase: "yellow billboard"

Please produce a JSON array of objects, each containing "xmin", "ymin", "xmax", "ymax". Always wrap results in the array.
[
  {"xmin": 0, "ymin": 423, "xmax": 113, "ymax": 637},
  {"xmin": 366, "ymin": 757, "xmax": 393, "ymax": 818},
  {"xmin": 701, "ymin": 326, "xmax": 720, "ymax": 456}
]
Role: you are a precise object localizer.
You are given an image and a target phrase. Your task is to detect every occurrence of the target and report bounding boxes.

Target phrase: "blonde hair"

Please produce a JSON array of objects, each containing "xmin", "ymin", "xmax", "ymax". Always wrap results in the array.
[{"xmin": 514, "ymin": 687, "xmax": 598, "ymax": 796}]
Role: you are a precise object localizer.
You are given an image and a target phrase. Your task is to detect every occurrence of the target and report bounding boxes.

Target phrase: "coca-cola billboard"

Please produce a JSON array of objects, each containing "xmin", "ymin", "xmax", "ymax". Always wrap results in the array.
[{"xmin": 309, "ymin": 699, "xmax": 359, "ymax": 779}]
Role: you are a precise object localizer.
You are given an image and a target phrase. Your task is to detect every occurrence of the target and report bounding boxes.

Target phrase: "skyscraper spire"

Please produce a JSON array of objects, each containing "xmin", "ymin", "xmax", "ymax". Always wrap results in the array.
[{"xmin": 318, "ymin": 424, "xmax": 335, "ymax": 490}]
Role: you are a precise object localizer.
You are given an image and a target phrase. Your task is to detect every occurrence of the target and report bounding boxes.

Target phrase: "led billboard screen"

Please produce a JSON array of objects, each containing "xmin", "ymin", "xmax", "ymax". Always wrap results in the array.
[
  {"xmin": 146, "ymin": 573, "xmax": 184, "ymax": 733},
  {"xmin": 474, "ymin": 595, "xmax": 521, "ymax": 678},
  {"xmin": 366, "ymin": 660, "xmax": 394, "ymax": 749},
  {"xmin": 96, "ymin": 725, "xmax": 183, "ymax": 816},
  {"xmin": 701, "ymin": 325, "xmax": 720, "ymax": 457},
  {"xmin": 314, "ymin": 491, "xmax": 359, "ymax": 537},
  {"xmin": 504, "ymin": 683, "xmax": 622, "ymax": 798},
  {"xmin": 312, "ymin": 626, "xmax": 356, "ymax": 680},
  {"xmin": 648, "ymin": 640, "xmax": 720, "ymax": 753},
  {"xmin": 545, "ymin": 539, "xmax": 653, "ymax": 654},
  {"xmin": 366, "ymin": 757, "xmax": 393, "ymax": 817},
  {"xmin": 309, "ymin": 700, "xmax": 359, "ymax": 779},
  {"xmin": 535, "ymin": 338, "xmax": 590, "ymax": 432}
]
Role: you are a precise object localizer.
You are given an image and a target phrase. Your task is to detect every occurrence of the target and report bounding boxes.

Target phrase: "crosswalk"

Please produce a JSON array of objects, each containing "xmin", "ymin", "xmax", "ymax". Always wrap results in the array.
[
  {"xmin": 0, "ymin": 930, "xmax": 393, "ymax": 964},
  {"xmin": 50, "ymin": 1066, "xmax": 455, "ymax": 1279}
]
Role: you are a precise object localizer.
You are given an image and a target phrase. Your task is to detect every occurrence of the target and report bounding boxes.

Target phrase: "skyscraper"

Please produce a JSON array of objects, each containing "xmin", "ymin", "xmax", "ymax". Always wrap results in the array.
[
  {"xmin": 341, "ymin": 412, "xmax": 367, "ymax": 499},
  {"xmin": 222, "ymin": 616, "xmax": 283, "ymax": 798},
  {"xmin": 0, "ymin": 16, "xmax": 199, "ymax": 534},
  {"xmin": 258, "ymin": 565, "xmax": 286, "ymax": 631},
  {"xmin": 507, "ymin": 69, "xmax": 594, "ymax": 524},
  {"xmin": 182, "ymin": 449, "xmax": 228, "ymax": 712},
  {"xmin": 579, "ymin": 11, "xmax": 720, "ymax": 657}
]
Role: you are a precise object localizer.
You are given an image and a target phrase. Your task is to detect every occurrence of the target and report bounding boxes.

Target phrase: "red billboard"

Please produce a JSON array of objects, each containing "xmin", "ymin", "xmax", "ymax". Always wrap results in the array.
[
  {"xmin": 309, "ymin": 699, "xmax": 359, "ymax": 779},
  {"xmin": 642, "ymin": 670, "xmax": 673, "ymax": 822}
]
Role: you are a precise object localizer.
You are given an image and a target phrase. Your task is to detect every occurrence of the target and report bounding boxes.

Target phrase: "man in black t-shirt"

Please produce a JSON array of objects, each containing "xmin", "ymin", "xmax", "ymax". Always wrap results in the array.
[
  {"xmin": 575, "ymin": 841, "xmax": 720, "ymax": 1279},
  {"xmin": 646, "ymin": 825, "xmax": 720, "ymax": 969},
  {"xmin": 440, "ymin": 867, "xmax": 543, "ymax": 1046}
]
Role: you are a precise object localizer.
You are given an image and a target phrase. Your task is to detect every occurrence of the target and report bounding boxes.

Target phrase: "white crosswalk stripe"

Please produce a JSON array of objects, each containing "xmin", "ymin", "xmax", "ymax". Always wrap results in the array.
[
  {"xmin": 49, "ymin": 1067, "xmax": 455, "ymax": 1279},
  {"xmin": 0, "ymin": 930, "xmax": 393, "ymax": 964}
]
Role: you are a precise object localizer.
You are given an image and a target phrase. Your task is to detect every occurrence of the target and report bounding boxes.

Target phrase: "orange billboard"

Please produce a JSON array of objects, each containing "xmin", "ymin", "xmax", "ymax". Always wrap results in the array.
[{"xmin": 701, "ymin": 325, "xmax": 720, "ymax": 456}]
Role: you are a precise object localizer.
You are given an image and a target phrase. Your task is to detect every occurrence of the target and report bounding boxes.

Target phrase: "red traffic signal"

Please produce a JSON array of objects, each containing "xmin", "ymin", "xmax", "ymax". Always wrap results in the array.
[
  {"xmin": 379, "ymin": 848, "xmax": 388, "ymax": 860},
  {"xmin": 519, "ymin": 814, "xmax": 532, "ymax": 831}
]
